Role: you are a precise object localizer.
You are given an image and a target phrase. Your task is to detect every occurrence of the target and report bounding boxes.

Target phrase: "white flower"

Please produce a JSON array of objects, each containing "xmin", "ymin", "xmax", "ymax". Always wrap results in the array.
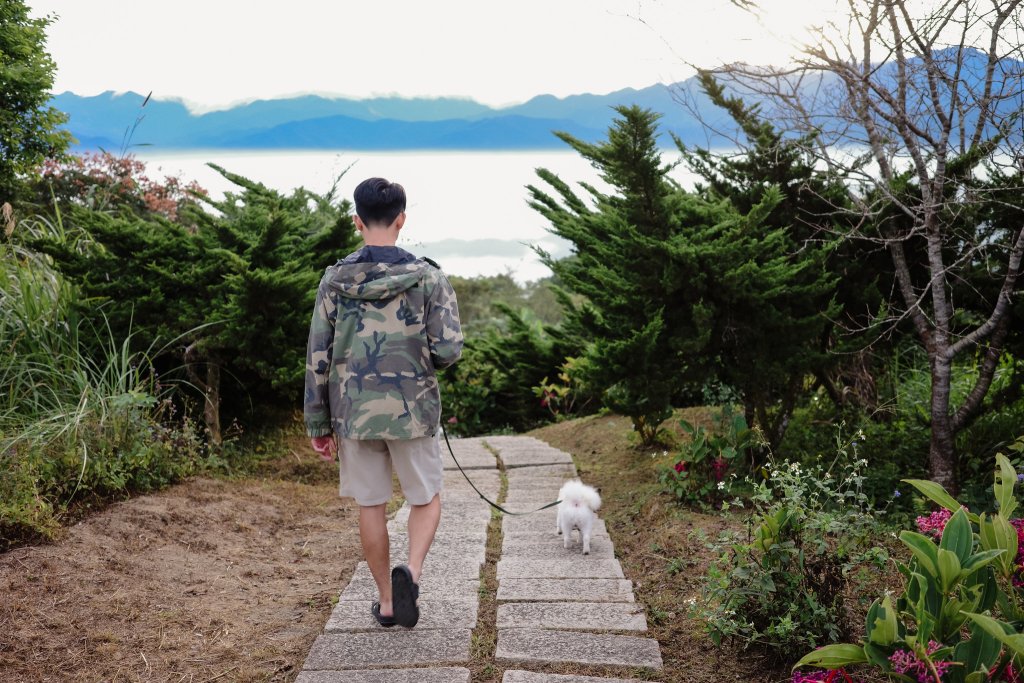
[
  {"xmin": 686, "ymin": 597, "xmax": 697, "ymax": 606},
  {"xmin": 717, "ymin": 482, "xmax": 726, "ymax": 490}
]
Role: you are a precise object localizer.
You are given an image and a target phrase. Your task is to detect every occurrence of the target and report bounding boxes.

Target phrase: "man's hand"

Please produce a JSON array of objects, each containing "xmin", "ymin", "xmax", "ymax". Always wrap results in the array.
[{"xmin": 311, "ymin": 435, "xmax": 337, "ymax": 461}]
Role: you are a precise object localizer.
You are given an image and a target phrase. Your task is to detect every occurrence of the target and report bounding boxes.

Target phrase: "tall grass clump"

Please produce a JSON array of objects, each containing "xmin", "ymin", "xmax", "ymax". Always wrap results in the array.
[{"xmin": 1, "ymin": 212, "xmax": 202, "ymax": 549}]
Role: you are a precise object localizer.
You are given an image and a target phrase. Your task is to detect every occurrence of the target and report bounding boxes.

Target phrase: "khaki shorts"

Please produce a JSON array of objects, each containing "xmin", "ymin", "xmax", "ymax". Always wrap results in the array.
[{"xmin": 338, "ymin": 434, "xmax": 443, "ymax": 506}]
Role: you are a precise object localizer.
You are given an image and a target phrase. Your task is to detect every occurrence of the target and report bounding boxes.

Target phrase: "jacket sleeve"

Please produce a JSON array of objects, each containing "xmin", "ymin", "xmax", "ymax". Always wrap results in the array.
[
  {"xmin": 304, "ymin": 274, "xmax": 336, "ymax": 437},
  {"xmin": 424, "ymin": 271, "xmax": 464, "ymax": 370}
]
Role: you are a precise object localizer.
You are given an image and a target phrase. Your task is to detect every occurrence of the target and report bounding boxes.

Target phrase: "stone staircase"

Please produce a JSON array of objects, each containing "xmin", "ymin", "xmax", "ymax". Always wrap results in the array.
[{"xmin": 296, "ymin": 436, "xmax": 663, "ymax": 683}]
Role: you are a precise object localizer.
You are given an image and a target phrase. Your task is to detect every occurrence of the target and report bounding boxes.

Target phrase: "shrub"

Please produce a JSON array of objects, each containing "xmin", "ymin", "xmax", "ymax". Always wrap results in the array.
[
  {"xmin": 794, "ymin": 452, "xmax": 1024, "ymax": 682},
  {"xmin": 693, "ymin": 447, "xmax": 886, "ymax": 658},
  {"xmin": 658, "ymin": 406, "xmax": 758, "ymax": 506},
  {"xmin": 1, "ymin": 212, "xmax": 204, "ymax": 547}
]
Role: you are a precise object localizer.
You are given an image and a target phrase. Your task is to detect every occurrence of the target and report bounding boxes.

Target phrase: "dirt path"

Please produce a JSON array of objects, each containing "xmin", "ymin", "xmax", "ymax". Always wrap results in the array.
[{"xmin": 0, "ymin": 456, "xmax": 361, "ymax": 683}]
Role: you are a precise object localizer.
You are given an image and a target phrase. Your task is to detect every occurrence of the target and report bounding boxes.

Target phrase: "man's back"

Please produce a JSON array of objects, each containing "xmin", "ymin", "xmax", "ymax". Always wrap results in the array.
[{"xmin": 304, "ymin": 246, "xmax": 462, "ymax": 441}]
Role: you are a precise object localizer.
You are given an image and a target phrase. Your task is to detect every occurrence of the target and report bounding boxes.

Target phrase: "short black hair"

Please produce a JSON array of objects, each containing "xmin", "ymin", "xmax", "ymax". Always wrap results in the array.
[{"xmin": 353, "ymin": 177, "xmax": 406, "ymax": 226}]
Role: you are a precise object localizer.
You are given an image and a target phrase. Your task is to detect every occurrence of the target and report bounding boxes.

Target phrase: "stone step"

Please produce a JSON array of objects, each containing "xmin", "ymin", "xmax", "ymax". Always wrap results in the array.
[
  {"xmin": 504, "ymin": 464, "xmax": 577, "ymax": 477},
  {"xmin": 500, "ymin": 537, "xmax": 615, "ymax": 559},
  {"xmin": 442, "ymin": 447, "xmax": 498, "ymax": 470},
  {"xmin": 297, "ymin": 668, "xmax": 471, "ymax": 683},
  {"xmin": 503, "ymin": 517, "xmax": 608, "ymax": 536},
  {"xmin": 304, "ymin": 630, "xmax": 472, "ymax": 669},
  {"xmin": 326, "ymin": 599, "xmax": 478, "ymax": 631},
  {"xmin": 497, "ymin": 558, "xmax": 624, "ymax": 579},
  {"xmin": 497, "ymin": 578, "xmax": 635, "ymax": 603},
  {"xmin": 498, "ymin": 450, "xmax": 575, "ymax": 469},
  {"xmin": 388, "ymin": 520, "xmax": 489, "ymax": 538},
  {"xmin": 497, "ymin": 602, "xmax": 648, "ymax": 631},
  {"xmin": 495, "ymin": 629, "xmax": 662, "ymax": 669},
  {"xmin": 340, "ymin": 574, "xmax": 479, "ymax": 602},
  {"xmin": 501, "ymin": 530, "xmax": 610, "ymax": 545},
  {"xmin": 502, "ymin": 672, "xmax": 658, "ymax": 683}
]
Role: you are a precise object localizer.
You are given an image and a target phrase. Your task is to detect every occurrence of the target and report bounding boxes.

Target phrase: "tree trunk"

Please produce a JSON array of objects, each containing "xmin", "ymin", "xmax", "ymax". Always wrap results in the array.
[
  {"xmin": 184, "ymin": 342, "xmax": 223, "ymax": 446},
  {"xmin": 203, "ymin": 361, "xmax": 222, "ymax": 446},
  {"xmin": 928, "ymin": 355, "xmax": 957, "ymax": 493}
]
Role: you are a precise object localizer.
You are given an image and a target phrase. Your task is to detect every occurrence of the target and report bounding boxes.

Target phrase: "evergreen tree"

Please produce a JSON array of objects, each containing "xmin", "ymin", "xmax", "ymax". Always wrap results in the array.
[
  {"xmin": 0, "ymin": 3, "xmax": 71, "ymax": 203},
  {"xmin": 680, "ymin": 73, "xmax": 867, "ymax": 442},
  {"xmin": 530, "ymin": 106, "xmax": 838, "ymax": 450},
  {"xmin": 37, "ymin": 165, "xmax": 359, "ymax": 442}
]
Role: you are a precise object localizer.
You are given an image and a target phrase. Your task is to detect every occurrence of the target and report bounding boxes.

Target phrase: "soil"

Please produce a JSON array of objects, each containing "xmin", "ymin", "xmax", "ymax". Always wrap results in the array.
[{"xmin": 0, "ymin": 435, "xmax": 361, "ymax": 683}]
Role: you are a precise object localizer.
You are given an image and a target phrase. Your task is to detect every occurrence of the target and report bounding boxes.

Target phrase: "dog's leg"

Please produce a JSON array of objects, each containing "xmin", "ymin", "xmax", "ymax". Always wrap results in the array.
[
  {"xmin": 556, "ymin": 508, "xmax": 563, "ymax": 535},
  {"xmin": 580, "ymin": 517, "xmax": 592, "ymax": 555}
]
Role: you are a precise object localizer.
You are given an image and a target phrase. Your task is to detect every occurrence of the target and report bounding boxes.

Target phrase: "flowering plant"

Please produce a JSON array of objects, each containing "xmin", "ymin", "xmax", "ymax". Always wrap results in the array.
[
  {"xmin": 658, "ymin": 406, "xmax": 757, "ymax": 506},
  {"xmin": 694, "ymin": 450, "xmax": 885, "ymax": 657},
  {"xmin": 794, "ymin": 453, "xmax": 1024, "ymax": 682}
]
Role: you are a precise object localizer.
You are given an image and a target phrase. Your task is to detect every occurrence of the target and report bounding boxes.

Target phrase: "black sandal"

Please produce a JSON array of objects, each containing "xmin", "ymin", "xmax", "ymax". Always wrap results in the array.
[
  {"xmin": 391, "ymin": 564, "xmax": 420, "ymax": 628},
  {"xmin": 371, "ymin": 601, "xmax": 396, "ymax": 628}
]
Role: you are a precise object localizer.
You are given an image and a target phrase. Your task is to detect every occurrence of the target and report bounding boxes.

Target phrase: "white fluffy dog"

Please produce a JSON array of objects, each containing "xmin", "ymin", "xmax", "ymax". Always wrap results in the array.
[{"xmin": 556, "ymin": 479, "xmax": 602, "ymax": 555}]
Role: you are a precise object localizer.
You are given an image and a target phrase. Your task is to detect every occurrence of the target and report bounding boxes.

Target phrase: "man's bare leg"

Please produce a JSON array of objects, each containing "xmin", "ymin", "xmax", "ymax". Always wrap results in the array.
[
  {"xmin": 359, "ymin": 503, "xmax": 392, "ymax": 616},
  {"xmin": 406, "ymin": 493, "xmax": 441, "ymax": 583}
]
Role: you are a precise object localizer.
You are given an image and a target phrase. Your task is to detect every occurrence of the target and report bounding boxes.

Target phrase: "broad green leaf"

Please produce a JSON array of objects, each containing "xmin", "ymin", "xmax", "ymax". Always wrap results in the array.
[
  {"xmin": 940, "ymin": 508, "xmax": 973, "ymax": 564},
  {"xmin": 867, "ymin": 595, "xmax": 898, "ymax": 646},
  {"xmin": 954, "ymin": 621, "xmax": 1003, "ymax": 678},
  {"xmin": 792, "ymin": 644, "xmax": 868, "ymax": 670},
  {"xmin": 960, "ymin": 549, "xmax": 1006, "ymax": 578},
  {"xmin": 963, "ymin": 612, "xmax": 1024, "ymax": 656},
  {"xmin": 994, "ymin": 454, "xmax": 1018, "ymax": 519},
  {"xmin": 979, "ymin": 513, "xmax": 1018, "ymax": 577},
  {"xmin": 937, "ymin": 547, "xmax": 963, "ymax": 592},
  {"xmin": 903, "ymin": 479, "xmax": 978, "ymax": 522},
  {"xmin": 901, "ymin": 530, "xmax": 941, "ymax": 577}
]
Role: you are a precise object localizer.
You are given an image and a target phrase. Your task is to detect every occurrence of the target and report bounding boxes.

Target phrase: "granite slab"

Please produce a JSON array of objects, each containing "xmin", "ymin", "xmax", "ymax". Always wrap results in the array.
[
  {"xmin": 495, "ymin": 629, "xmax": 662, "ymax": 669},
  {"xmin": 497, "ymin": 578, "xmax": 634, "ymax": 603},
  {"xmin": 497, "ymin": 601, "xmax": 647, "ymax": 631},
  {"xmin": 304, "ymin": 630, "xmax": 472, "ymax": 669}
]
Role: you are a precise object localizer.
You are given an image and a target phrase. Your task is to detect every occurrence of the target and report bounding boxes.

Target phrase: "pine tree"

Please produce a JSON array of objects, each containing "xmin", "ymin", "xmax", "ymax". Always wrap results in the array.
[{"xmin": 531, "ymin": 105, "xmax": 839, "ymax": 450}]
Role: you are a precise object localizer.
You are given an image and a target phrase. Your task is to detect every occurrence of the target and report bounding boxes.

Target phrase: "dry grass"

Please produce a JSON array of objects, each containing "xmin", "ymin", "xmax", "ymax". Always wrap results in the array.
[{"xmin": 0, "ymin": 430, "xmax": 362, "ymax": 683}]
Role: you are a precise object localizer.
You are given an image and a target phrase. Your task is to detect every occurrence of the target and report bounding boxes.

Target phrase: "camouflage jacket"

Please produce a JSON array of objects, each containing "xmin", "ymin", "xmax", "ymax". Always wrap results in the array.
[{"xmin": 304, "ymin": 249, "xmax": 463, "ymax": 440}]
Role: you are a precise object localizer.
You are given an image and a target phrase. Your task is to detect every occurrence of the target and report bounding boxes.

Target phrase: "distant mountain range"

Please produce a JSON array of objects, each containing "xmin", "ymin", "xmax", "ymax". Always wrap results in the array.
[
  {"xmin": 52, "ymin": 80, "xmax": 724, "ymax": 151},
  {"xmin": 52, "ymin": 49, "xmax": 1022, "ymax": 152}
]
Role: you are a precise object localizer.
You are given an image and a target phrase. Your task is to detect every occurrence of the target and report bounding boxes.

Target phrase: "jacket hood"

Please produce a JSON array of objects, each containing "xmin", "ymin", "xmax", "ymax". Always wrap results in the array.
[{"xmin": 325, "ymin": 260, "xmax": 432, "ymax": 301}]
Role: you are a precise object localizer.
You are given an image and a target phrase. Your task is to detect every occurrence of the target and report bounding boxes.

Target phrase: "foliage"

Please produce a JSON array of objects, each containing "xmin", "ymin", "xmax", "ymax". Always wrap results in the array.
[
  {"xmin": 34, "ymin": 151, "xmax": 207, "ymax": 223},
  {"xmin": 794, "ymin": 453, "xmax": 1024, "ymax": 682},
  {"xmin": 780, "ymin": 345, "xmax": 1024, "ymax": 511},
  {"xmin": 694, "ymin": 442, "xmax": 886, "ymax": 658},
  {"xmin": 440, "ymin": 305, "xmax": 588, "ymax": 435},
  {"xmin": 532, "ymin": 356, "xmax": 595, "ymax": 421},
  {"xmin": 448, "ymin": 272, "xmax": 567, "ymax": 335},
  {"xmin": 0, "ymin": 212, "xmax": 203, "ymax": 546},
  {"xmin": 680, "ymin": 72, "xmax": 850, "ymax": 450},
  {"xmin": 530, "ymin": 105, "xmax": 836, "ymax": 447},
  {"xmin": 0, "ymin": 1, "xmax": 71, "ymax": 202},
  {"xmin": 32, "ymin": 162, "xmax": 360, "ymax": 441},
  {"xmin": 659, "ymin": 406, "xmax": 759, "ymax": 506}
]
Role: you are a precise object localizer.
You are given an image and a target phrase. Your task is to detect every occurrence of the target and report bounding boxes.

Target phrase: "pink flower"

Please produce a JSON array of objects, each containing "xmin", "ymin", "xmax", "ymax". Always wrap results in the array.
[
  {"xmin": 793, "ymin": 669, "xmax": 861, "ymax": 683},
  {"xmin": 711, "ymin": 456, "xmax": 727, "ymax": 482},
  {"xmin": 915, "ymin": 508, "xmax": 953, "ymax": 539},
  {"xmin": 674, "ymin": 461, "xmax": 686, "ymax": 473},
  {"xmin": 447, "ymin": 416, "xmax": 458, "ymax": 424},
  {"xmin": 889, "ymin": 641, "xmax": 951, "ymax": 683}
]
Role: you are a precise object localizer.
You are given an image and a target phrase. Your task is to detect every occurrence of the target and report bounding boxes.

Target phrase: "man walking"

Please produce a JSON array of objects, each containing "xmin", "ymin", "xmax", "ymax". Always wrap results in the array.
[{"xmin": 304, "ymin": 177, "xmax": 463, "ymax": 628}]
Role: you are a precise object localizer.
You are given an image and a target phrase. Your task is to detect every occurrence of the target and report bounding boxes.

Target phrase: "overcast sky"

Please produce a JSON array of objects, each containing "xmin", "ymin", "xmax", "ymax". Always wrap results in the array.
[{"xmin": 29, "ymin": 0, "xmax": 843, "ymax": 112}]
